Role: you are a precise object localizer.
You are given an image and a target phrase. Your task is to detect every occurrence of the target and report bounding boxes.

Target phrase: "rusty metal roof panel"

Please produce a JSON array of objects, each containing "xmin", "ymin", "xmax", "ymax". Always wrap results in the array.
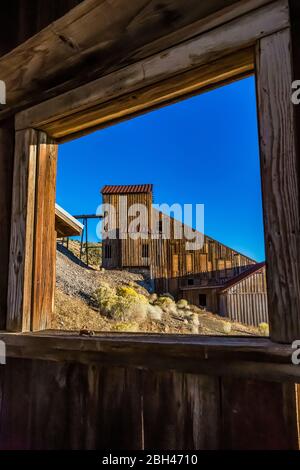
[
  {"xmin": 101, "ymin": 184, "xmax": 153, "ymax": 194},
  {"xmin": 219, "ymin": 262, "xmax": 266, "ymax": 292}
]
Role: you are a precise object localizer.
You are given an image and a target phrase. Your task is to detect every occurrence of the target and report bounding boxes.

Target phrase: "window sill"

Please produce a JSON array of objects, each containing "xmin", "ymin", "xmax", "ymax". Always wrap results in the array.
[{"xmin": 0, "ymin": 331, "xmax": 298, "ymax": 382}]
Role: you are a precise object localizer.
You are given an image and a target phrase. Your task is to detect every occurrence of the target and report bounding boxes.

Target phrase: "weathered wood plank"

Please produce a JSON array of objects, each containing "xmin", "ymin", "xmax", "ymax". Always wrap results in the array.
[
  {"xmin": 131, "ymin": 0, "xmax": 275, "ymax": 62},
  {"xmin": 16, "ymin": 1, "xmax": 289, "ymax": 139},
  {"xmin": 0, "ymin": 120, "xmax": 14, "ymax": 329},
  {"xmin": 27, "ymin": 360, "xmax": 71, "ymax": 449},
  {"xmin": 0, "ymin": 358, "xmax": 33, "ymax": 449},
  {"xmin": 256, "ymin": 29, "xmax": 300, "ymax": 342},
  {"xmin": 66, "ymin": 363, "xmax": 100, "ymax": 449},
  {"xmin": 143, "ymin": 371, "xmax": 220, "ymax": 449},
  {"xmin": 7, "ymin": 129, "xmax": 38, "ymax": 332},
  {"xmin": 0, "ymin": 0, "xmax": 274, "ymax": 117},
  {"xmin": 54, "ymin": 49, "xmax": 254, "ymax": 142},
  {"xmin": 96, "ymin": 367, "xmax": 143, "ymax": 450},
  {"xmin": 0, "ymin": 0, "xmax": 83, "ymax": 58},
  {"xmin": 221, "ymin": 378, "xmax": 299, "ymax": 449},
  {"xmin": 0, "ymin": 333, "xmax": 300, "ymax": 383},
  {"xmin": 32, "ymin": 133, "xmax": 57, "ymax": 331},
  {"xmin": 0, "ymin": 357, "xmax": 298, "ymax": 450}
]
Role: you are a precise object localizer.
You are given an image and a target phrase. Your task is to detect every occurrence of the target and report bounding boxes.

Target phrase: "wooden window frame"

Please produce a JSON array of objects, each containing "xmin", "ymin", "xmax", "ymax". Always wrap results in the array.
[{"xmin": 5, "ymin": 0, "xmax": 300, "ymax": 346}]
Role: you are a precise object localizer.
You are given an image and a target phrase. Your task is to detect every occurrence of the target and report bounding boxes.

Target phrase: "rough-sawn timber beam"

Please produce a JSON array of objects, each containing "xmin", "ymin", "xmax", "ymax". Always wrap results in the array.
[
  {"xmin": 0, "ymin": 0, "xmax": 279, "ymax": 118},
  {"xmin": 15, "ymin": 0, "xmax": 289, "ymax": 140},
  {"xmin": 0, "ymin": 333, "xmax": 299, "ymax": 383}
]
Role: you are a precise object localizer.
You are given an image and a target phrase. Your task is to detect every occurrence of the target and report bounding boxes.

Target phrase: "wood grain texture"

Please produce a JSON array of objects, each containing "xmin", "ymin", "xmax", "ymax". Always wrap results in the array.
[
  {"xmin": 221, "ymin": 378, "xmax": 299, "ymax": 449},
  {"xmin": 0, "ymin": 357, "xmax": 298, "ymax": 450},
  {"xmin": 60, "ymin": 48, "xmax": 253, "ymax": 141},
  {"xmin": 32, "ymin": 133, "xmax": 57, "ymax": 331},
  {"xmin": 15, "ymin": 1, "xmax": 289, "ymax": 138},
  {"xmin": 0, "ymin": 0, "xmax": 273, "ymax": 118},
  {"xmin": 7, "ymin": 129, "xmax": 38, "ymax": 332},
  {"xmin": 143, "ymin": 371, "xmax": 220, "ymax": 449},
  {"xmin": 256, "ymin": 29, "xmax": 300, "ymax": 342},
  {"xmin": 0, "ymin": 120, "xmax": 14, "ymax": 329},
  {"xmin": 0, "ymin": 0, "xmax": 83, "ymax": 57},
  {"xmin": 1, "ymin": 333, "xmax": 300, "ymax": 383},
  {"xmin": 96, "ymin": 367, "xmax": 144, "ymax": 450}
]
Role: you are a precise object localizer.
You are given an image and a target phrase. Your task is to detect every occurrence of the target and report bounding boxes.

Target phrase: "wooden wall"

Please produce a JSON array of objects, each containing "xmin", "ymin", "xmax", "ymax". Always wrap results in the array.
[
  {"xmin": 152, "ymin": 213, "xmax": 255, "ymax": 290},
  {"xmin": 182, "ymin": 288, "xmax": 219, "ymax": 313},
  {"xmin": 0, "ymin": 356, "xmax": 297, "ymax": 450},
  {"xmin": 219, "ymin": 267, "xmax": 269, "ymax": 325},
  {"xmin": 102, "ymin": 191, "xmax": 152, "ymax": 269},
  {"xmin": 0, "ymin": 0, "xmax": 83, "ymax": 333},
  {"xmin": 0, "ymin": 120, "xmax": 14, "ymax": 329},
  {"xmin": 102, "ymin": 193, "xmax": 255, "ymax": 295}
]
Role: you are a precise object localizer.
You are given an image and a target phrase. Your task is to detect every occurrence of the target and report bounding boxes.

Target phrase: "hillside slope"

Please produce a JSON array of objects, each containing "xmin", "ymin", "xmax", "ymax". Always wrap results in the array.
[{"xmin": 53, "ymin": 244, "xmax": 261, "ymax": 336}]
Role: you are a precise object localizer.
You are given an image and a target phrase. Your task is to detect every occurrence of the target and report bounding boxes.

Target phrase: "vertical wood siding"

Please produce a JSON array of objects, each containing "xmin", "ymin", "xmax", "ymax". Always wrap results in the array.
[
  {"xmin": 0, "ymin": 357, "xmax": 297, "ymax": 450},
  {"xmin": 219, "ymin": 269, "xmax": 269, "ymax": 326}
]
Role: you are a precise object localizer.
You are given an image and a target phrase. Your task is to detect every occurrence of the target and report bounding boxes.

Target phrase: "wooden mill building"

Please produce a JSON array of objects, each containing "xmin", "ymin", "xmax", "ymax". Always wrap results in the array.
[{"xmin": 101, "ymin": 184, "xmax": 268, "ymax": 325}]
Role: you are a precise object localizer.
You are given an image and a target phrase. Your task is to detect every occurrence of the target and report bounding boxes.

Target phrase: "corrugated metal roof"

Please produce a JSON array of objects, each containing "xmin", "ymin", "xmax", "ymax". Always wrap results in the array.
[
  {"xmin": 101, "ymin": 184, "xmax": 153, "ymax": 194},
  {"xmin": 219, "ymin": 262, "xmax": 266, "ymax": 292}
]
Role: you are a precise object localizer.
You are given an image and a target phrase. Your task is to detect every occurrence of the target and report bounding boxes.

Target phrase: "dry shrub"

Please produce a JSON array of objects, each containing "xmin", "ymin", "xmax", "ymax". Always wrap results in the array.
[
  {"xmin": 95, "ymin": 282, "xmax": 148, "ymax": 322},
  {"xmin": 112, "ymin": 322, "xmax": 139, "ymax": 332},
  {"xmin": 156, "ymin": 296, "xmax": 173, "ymax": 306},
  {"xmin": 95, "ymin": 282, "xmax": 118, "ymax": 316},
  {"xmin": 258, "ymin": 322, "xmax": 269, "ymax": 336},
  {"xmin": 147, "ymin": 304, "xmax": 163, "ymax": 321},
  {"xmin": 177, "ymin": 299, "xmax": 188, "ymax": 309},
  {"xmin": 222, "ymin": 322, "xmax": 232, "ymax": 334}
]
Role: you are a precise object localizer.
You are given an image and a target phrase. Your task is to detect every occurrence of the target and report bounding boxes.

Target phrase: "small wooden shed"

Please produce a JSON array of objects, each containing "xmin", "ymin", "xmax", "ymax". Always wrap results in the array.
[{"xmin": 218, "ymin": 262, "xmax": 268, "ymax": 326}]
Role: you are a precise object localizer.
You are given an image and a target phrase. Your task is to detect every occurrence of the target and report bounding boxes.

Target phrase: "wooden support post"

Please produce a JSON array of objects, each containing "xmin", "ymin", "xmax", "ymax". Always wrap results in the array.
[
  {"xmin": 256, "ymin": 28, "xmax": 300, "ymax": 343},
  {"xmin": 32, "ymin": 132, "xmax": 57, "ymax": 331},
  {"xmin": 0, "ymin": 120, "xmax": 14, "ymax": 329},
  {"xmin": 7, "ymin": 129, "xmax": 57, "ymax": 332},
  {"xmin": 85, "ymin": 218, "xmax": 89, "ymax": 266},
  {"xmin": 7, "ymin": 129, "xmax": 38, "ymax": 331}
]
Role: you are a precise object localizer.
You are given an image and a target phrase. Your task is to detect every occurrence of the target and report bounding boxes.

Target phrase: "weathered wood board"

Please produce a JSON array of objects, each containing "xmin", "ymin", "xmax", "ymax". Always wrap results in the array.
[{"xmin": 0, "ymin": 357, "xmax": 298, "ymax": 450}]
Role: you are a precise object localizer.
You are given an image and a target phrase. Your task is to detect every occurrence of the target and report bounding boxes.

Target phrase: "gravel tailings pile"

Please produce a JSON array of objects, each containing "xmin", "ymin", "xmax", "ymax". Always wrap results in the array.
[{"xmin": 56, "ymin": 244, "xmax": 149, "ymax": 306}]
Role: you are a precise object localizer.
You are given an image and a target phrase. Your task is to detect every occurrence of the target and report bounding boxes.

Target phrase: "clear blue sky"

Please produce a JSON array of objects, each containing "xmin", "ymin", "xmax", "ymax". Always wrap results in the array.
[{"xmin": 56, "ymin": 75, "xmax": 265, "ymax": 262}]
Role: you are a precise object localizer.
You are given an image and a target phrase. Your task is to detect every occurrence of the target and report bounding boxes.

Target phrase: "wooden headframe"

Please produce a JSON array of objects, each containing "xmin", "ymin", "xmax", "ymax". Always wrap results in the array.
[{"xmin": 3, "ymin": 0, "xmax": 300, "ymax": 343}]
